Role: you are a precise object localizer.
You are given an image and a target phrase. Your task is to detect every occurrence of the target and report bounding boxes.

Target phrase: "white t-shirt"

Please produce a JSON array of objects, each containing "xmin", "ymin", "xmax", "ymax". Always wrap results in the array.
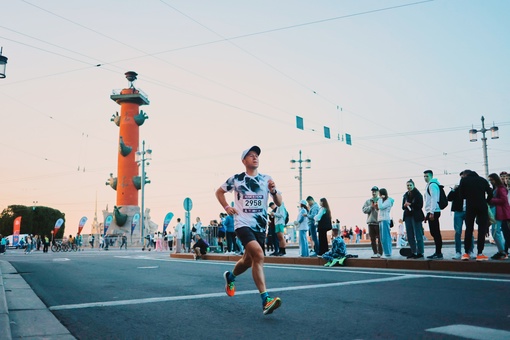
[
  {"xmin": 220, "ymin": 172, "xmax": 274, "ymax": 233},
  {"xmin": 174, "ymin": 223, "xmax": 183, "ymax": 239}
]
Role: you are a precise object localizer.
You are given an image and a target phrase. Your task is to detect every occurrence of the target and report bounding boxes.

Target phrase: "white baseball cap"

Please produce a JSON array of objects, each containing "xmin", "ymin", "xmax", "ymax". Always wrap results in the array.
[{"xmin": 241, "ymin": 146, "xmax": 261, "ymax": 160}]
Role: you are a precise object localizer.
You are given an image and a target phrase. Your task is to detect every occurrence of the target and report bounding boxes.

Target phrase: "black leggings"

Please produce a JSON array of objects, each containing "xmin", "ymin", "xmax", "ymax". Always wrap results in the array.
[{"xmin": 428, "ymin": 212, "xmax": 442, "ymax": 254}]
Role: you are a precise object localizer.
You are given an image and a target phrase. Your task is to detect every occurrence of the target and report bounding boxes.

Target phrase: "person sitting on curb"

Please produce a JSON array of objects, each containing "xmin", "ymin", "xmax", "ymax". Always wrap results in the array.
[
  {"xmin": 322, "ymin": 226, "xmax": 347, "ymax": 267},
  {"xmin": 192, "ymin": 234, "xmax": 209, "ymax": 260}
]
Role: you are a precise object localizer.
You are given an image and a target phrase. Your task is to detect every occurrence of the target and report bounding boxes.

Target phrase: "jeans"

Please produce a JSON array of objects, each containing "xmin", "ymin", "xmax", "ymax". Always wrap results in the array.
[
  {"xmin": 491, "ymin": 218, "xmax": 506, "ymax": 253},
  {"xmin": 404, "ymin": 216, "xmax": 424, "ymax": 255},
  {"xmin": 308, "ymin": 223, "xmax": 319, "ymax": 253},
  {"xmin": 379, "ymin": 220, "xmax": 392, "ymax": 256},
  {"xmin": 299, "ymin": 230, "xmax": 310, "ymax": 257},
  {"xmin": 453, "ymin": 211, "xmax": 473, "ymax": 254}
]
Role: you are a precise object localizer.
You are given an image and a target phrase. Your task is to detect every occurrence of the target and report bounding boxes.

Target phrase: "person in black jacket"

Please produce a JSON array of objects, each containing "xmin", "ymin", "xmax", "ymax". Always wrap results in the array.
[
  {"xmin": 447, "ymin": 171, "xmax": 473, "ymax": 259},
  {"xmin": 458, "ymin": 170, "xmax": 493, "ymax": 261},
  {"xmin": 402, "ymin": 179, "xmax": 425, "ymax": 259}
]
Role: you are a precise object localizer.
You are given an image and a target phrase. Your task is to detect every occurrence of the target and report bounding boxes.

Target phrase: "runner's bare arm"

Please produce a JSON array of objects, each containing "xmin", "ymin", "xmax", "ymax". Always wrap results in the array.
[
  {"xmin": 215, "ymin": 187, "xmax": 237, "ymax": 215},
  {"xmin": 268, "ymin": 180, "xmax": 282, "ymax": 207}
]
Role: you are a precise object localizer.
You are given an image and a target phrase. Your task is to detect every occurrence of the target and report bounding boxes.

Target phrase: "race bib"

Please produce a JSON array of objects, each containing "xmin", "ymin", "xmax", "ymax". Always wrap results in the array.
[{"xmin": 243, "ymin": 194, "xmax": 263, "ymax": 213}]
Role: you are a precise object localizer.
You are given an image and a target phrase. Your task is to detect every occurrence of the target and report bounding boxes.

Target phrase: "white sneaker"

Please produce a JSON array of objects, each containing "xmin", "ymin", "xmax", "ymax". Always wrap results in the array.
[
  {"xmin": 371, "ymin": 254, "xmax": 381, "ymax": 258},
  {"xmin": 381, "ymin": 254, "xmax": 392, "ymax": 259},
  {"xmin": 452, "ymin": 252, "xmax": 462, "ymax": 260}
]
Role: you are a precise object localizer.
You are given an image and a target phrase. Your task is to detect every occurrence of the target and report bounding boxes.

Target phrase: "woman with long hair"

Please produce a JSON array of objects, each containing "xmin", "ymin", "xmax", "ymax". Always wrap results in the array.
[
  {"xmin": 402, "ymin": 179, "xmax": 425, "ymax": 259},
  {"xmin": 314, "ymin": 198, "xmax": 332, "ymax": 255},
  {"xmin": 488, "ymin": 173, "xmax": 510, "ymax": 260},
  {"xmin": 376, "ymin": 188, "xmax": 394, "ymax": 258}
]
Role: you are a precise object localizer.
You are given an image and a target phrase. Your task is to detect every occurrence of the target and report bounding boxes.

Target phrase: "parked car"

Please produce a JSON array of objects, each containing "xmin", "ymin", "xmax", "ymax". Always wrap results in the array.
[{"xmin": 5, "ymin": 234, "xmax": 30, "ymax": 249}]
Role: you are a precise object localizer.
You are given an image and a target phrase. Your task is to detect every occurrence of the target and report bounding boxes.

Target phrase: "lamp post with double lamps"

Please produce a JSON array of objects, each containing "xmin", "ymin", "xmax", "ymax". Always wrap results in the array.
[
  {"xmin": 469, "ymin": 116, "xmax": 499, "ymax": 178},
  {"xmin": 136, "ymin": 140, "xmax": 152, "ymax": 247},
  {"xmin": 290, "ymin": 150, "xmax": 311, "ymax": 201}
]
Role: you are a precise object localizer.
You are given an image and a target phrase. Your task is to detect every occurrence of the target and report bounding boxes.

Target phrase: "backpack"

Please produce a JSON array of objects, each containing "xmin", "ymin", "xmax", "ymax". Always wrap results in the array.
[{"xmin": 428, "ymin": 183, "xmax": 448, "ymax": 210}]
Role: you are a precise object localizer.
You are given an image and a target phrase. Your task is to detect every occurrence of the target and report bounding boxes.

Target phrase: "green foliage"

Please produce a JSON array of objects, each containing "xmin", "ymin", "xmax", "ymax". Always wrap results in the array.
[{"xmin": 0, "ymin": 205, "xmax": 66, "ymax": 238}]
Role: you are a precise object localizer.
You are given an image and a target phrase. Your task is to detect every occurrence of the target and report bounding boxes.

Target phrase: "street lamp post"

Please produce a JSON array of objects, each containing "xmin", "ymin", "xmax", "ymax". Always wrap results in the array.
[
  {"xmin": 290, "ymin": 150, "xmax": 311, "ymax": 201},
  {"xmin": 136, "ymin": 140, "xmax": 152, "ymax": 247},
  {"xmin": 469, "ymin": 116, "xmax": 499, "ymax": 178}
]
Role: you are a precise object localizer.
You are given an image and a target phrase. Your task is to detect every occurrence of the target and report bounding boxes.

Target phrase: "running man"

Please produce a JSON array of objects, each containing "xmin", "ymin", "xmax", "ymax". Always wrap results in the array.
[{"xmin": 215, "ymin": 145, "xmax": 283, "ymax": 315}]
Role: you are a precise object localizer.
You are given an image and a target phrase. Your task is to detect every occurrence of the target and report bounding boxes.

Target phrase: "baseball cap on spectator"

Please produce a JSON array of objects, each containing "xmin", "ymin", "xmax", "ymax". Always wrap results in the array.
[{"xmin": 371, "ymin": 186, "xmax": 379, "ymax": 191}]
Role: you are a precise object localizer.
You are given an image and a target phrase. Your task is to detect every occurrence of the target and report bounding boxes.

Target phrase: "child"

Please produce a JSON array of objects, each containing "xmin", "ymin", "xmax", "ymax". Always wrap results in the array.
[{"xmin": 322, "ymin": 226, "xmax": 347, "ymax": 267}]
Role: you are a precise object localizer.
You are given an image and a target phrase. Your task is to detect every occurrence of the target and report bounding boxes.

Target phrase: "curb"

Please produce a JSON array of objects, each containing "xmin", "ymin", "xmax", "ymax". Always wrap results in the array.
[
  {"xmin": 170, "ymin": 253, "xmax": 510, "ymax": 275},
  {"xmin": 0, "ymin": 261, "xmax": 13, "ymax": 340}
]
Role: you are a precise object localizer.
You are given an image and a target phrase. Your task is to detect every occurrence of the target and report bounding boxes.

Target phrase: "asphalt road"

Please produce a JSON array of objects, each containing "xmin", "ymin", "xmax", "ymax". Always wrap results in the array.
[{"xmin": 4, "ymin": 249, "xmax": 510, "ymax": 340}]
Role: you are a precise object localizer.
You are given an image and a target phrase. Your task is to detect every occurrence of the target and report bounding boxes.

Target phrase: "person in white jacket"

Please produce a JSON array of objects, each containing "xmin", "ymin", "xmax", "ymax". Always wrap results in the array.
[
  {"xmin": 376, "ymin": 188, "xmax": 394, "ymax": 258},
  {"xmin": 296, "ymin": 200, "xmax": 310, "ymax": 257},
  {"xmin": 423, "ymin": 170, "xmax": 443, "ymax": 259}
]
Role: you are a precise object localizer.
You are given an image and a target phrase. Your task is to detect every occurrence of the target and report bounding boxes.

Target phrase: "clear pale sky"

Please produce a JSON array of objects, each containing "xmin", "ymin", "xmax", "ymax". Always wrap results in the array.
[{"xmin": 1, "ymin": 0, "xmax": 509, "ymax": 235}]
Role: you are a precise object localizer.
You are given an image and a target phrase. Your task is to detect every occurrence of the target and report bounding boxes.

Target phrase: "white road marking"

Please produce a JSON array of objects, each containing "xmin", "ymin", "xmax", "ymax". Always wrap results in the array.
[
  {"xmin": 49, "ymin": 275, "xmax": 418, "ymax": 311},
  {"xmin": 137, "ymin": 266, "xmax": 159, "ymax": 269},
  {"xmin": 426, "ymin": 324, "xmax": 510, "ymax": 340},
  {"xmin": 52, "ymin": 258, "xmax": 70, "ymax": 262}
]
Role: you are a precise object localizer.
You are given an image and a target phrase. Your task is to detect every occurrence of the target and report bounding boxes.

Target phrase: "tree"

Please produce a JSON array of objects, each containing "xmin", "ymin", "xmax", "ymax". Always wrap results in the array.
[{"xmin": 0, "ymin": 205, "xmax": 66, "ymax": 238}]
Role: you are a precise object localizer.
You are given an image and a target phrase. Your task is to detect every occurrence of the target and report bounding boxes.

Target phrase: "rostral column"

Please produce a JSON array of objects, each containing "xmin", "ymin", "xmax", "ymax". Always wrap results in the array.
[{"xmin": 106, "ymin": 71, "xmax": 149, "ymax": 241}]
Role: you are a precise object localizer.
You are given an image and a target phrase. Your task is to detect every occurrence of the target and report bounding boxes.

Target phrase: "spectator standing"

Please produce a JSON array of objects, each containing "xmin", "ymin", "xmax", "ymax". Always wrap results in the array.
[
  {"xmin": 193, "ymin": 217, "xmax": 203, "ymax": 237},
  {"xmin": 43, "ymin": 235, "xmax": 50, "ymax": 253},
  {"xmin": 306, "ymin": 196, "xmax": 320, "ymax": 256},
  {"xmin": 88, "ymin": 234, "xmax": 95, "ymax": 248},
  {"xmin": 217, "ymin": 214, "xmax": 226, "ymax": 253},
  {"xmin": 396, "ymin": 219, "xmax": 406, "ymax": 249},
  {"xmin": 297, "ymin": 200, "xmax": 310, "ymax": 257},
  {"xmin": 402, "ymin": 179, "xmax": 425, "ymax": 259},
  {"xmin": 274, "ymin": 202, "xmax": 288, "ymax": 256},
  {"xmin": 459, "ymin": 170, "xmax": 493, "ymax": 261},
  {"xmin": 354, "ymin": 225, "xmax": 360, "ymax": 243},
  {"xmin": 223, "ymin": 212, "xmax": 235, "ymax": 254},
  {"xmin": 423, "ymin": 170, "xmax": 443, "ymax": 259},
  {"xmin": 268, "ymin": 203, "xmax": 279, "ymax": 256},
  {"xmin": 174, "ymin": 218, "xmax": 184, "ymax": 253},
  {"xmin": 447, "ymin": 171, "xmax": 473, "ymax": 259},
  {"xmin": 314, "ymin": 197, "xmax": 332, "ymax": 256},
  {"xmin": 376, "ymin": 188, "xmax": 394, "ymax": 258},
  {"xmin": 488, "ymin": 173, "xmax": 510, "ymax": 259},
  {"xmin": 166, "ymin": 230, "xmax": 174, "ymax": 251},
  {"xmin": 362, "ymin": 186, "xmax": 383, "ymax": 258},
  {"xmin": 500, "ymin": 171, "xmax": 510, "ymax": 255},
  {"xmin": 0, "ymin": 234, "xmax": 5, "ymax": 255}
]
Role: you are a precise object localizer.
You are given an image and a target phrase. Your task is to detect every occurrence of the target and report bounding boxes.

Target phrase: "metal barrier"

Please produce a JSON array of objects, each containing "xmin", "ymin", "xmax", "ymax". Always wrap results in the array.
[{"xmin": 200, "ymin": 226, "xmax": 219, "ymax": 249}]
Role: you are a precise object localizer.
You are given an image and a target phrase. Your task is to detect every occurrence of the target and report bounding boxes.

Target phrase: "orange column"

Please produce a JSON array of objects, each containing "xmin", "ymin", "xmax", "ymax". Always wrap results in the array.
[{"xmin": 116, "ymin": 89, "xmax": 140, "ymax": 206}]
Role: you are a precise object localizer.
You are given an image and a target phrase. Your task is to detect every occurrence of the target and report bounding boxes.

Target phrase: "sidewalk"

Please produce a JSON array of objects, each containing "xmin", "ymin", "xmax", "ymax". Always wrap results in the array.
[
  {"xmin": 172, "ymin": 241, "xmax": 510, "ymax": 275},
  {"xmin": 0, "ymin": 260, "xmax": 75, "ymax": 340}
]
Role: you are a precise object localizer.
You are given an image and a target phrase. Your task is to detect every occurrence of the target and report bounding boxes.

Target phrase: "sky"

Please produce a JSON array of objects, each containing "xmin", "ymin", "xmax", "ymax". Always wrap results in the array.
[{"xmin": 1, "ymin": 0, "xmax": 509, "ymax": 236}]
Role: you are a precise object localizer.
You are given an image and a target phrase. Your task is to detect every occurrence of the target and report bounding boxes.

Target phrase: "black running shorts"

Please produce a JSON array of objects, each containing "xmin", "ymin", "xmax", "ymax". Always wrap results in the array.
[{"xmin": 235, "ymin": 226, "xmax": 265, "ymax": 250}]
